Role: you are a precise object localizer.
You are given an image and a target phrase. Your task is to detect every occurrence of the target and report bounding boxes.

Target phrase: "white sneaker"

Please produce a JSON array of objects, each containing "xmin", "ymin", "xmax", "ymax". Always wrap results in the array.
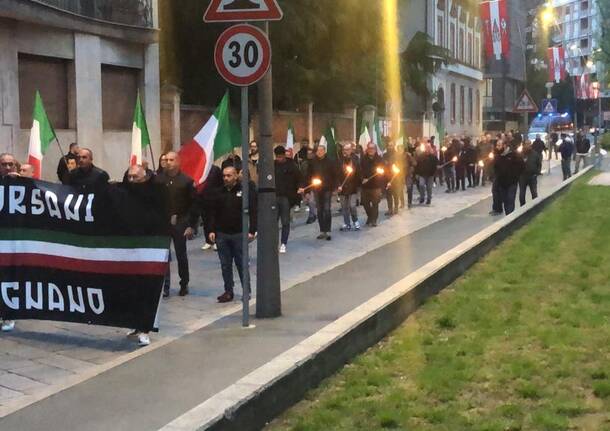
[
  {"xmin": 213, "ymin": 243, "xmax": 218, "ymax": 251},
  {"xmin": 354, "ymin": 221, "xmax": 361, "ymax": 231},
  {"xmin": 201, "ymin": 243, "xmax": 212, "ymax": 251},
  {"xmin": 137, "ymin": 333, "xmax": 150, "ymax": 346},
  {"xmin": 279, "ymin": 244, "xmax": 287, "ymax": 254},
  {"xmin": 340, "ymin": 224, "xmax": 350, "ymax": 232},
  {"xmin": 1, "ymin": 320, "xmax": 15, "ymax": 332},
  {"xmin": 294, "ymin": 206, "xmax": 301, "ymax": 213}
]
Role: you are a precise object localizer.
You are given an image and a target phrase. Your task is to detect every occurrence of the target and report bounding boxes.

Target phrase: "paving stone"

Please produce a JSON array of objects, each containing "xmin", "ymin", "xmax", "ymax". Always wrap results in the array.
[
  {"xmin": 0, "ymin": 386, "xmax": 22, "ymax": 403},
  {"xmin": 36, "ymin": 354, "xmax": 95, "ymax": 373},
  {"xmin": 0, "ymin": 373, "xmax": 46, "ymax": 392},
  {"xmin": 11, "ymin": 364, "xmax": 75, "ymax": 386}
]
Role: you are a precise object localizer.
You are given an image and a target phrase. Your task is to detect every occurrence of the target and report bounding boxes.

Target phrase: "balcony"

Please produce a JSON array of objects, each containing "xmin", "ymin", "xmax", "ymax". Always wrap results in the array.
[{"xmin": 34, "ymin": 0, "xmax": 153, "ymax": 27}]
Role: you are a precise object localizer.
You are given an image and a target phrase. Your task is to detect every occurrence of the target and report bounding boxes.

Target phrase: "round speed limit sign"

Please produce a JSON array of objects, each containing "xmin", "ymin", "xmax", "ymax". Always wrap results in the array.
[{"xmin": 214, "ymin": 24, "xmax": 271, "ymax": 87}]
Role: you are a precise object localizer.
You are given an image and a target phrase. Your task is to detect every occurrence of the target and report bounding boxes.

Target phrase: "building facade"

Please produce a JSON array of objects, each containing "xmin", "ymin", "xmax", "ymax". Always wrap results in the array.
[
  {"xmin": 400, "ymin": 0, "xmax": 484, "ymax": 139},
  {"xmin": 0, "ymin": 0, "xmax": 161, "ymax": 181}
]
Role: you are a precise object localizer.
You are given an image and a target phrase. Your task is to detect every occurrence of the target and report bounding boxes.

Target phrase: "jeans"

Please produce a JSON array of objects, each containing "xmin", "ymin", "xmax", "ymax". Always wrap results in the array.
[
  {"xmin": 443, "ymin": 165, "xmax": 455, "ymax": 191},
  {"xmin": 498, "ymin": 183, "xmax": 518, "ymax": 215},
  {"xmin": 574, "ymin": 154, "xmax": 587, "ymax": 173},
  {"xmin": 406, "ymin": 176, "xmax": 414, "ymax": 206},
  {"xmin": 417, "ymin": 176, "xmax": 433, "ymax": 203},
  {"xmin": 339, "ymin": 194, "xmax": 359, "ymax": 226},
  {"xmin": 491, "ymin": 179, "xmax": 502, "ymax": 213},
  {"xmin": 315, "ymin": 190, "xmax": 332, "ymax": 233},
  {"xmin": 561, "ymin": 159, "xmax": 572, "ymax": 180},
  {"xmin": 304, "ymin": 192, "xmax": 316, "ymax": 220},
  {"xmin": 519, "ymin": 175, "xmax": 538, "ymax": 207},
  {"xmin": 277, "ymin": 196, "xmax": 291, "ymax": 245},
  {"xmin": 216, "ymin": 232, "xmax": 244, "ymax": 295},
  {"xmin": 164, "ymin": 222, "xmax": 189, "ymax": 294},
  {"xmin": 361, "ymin": 188, "xmax": 381, "ymax": 224},
  {"xmin": 466, "ymin": 164, "xmax": 476, "ymax": 187}
]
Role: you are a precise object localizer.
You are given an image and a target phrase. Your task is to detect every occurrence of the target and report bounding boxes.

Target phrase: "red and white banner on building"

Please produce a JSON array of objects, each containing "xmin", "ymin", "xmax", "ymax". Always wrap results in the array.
[
  {"xmin": 480, "ymin": 0, "xmax": 510, "ymax": 61},
  {"xmin": 548, "ymin": 46, "xmax": 566, "ymax": 83},
  {"xmin": 575, "ymin": 74, "xmax": 599, "ymax": 99}
]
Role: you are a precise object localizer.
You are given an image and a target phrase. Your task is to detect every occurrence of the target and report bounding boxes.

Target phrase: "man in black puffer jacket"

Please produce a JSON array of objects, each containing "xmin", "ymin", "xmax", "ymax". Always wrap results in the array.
[
  {"xmin": 414, "ymin": 143, "xmax": 439, "ymax": 205},
  {"xmin": 518, "ymin": 141, "xmax": 542, "ymax": 207},
  {"xmin": 494, "ymin": 140, "xmax": 525, "ymax": 215}
]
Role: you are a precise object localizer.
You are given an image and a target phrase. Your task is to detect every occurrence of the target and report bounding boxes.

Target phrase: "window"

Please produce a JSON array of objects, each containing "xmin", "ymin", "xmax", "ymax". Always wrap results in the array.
[
  {"xmin": 468, "ymin": 88, "xmax": 473, "ymax": 124},
  {"xmin": 450, "ymin": 83, "xmax": 456, "ymax": 123},
  {"xmin": 580, "ymin": 18, "xmax": 588, "ymax": 30},
  {"xmin": 450, "ymin": 23, "xmax": 456, "ymax": 57},
  {"xmin": 484, "ymin": 78, "xmax": 493, "ymax": 108},
  {"xmin": 476, "ymin": 90, "xmax": 481, "ymax": 124},
  {"xmin": 460, "ymin": 85, "xmax": 465, "ymax": 124},
  {"xmin": 437, "ymin": 16, "xmax": 444, "ymax": 46},
  {"xmin": 18, "ymin": 54, "xmax": 72, "ymax": 129},
  {"xmin": 581, "ymin": 1, "xmax": 589, "ymax": 11},
  {"xmin": 468, "ymin": 34, "xmax": 473, "ymax": 65},
  {"xmin": 580, "ymin": 37, "xmax": 589, "ymax": 49},
  {"xmin": 474, "ymin": 38, "xmax": 480, "ymax": 68},
  {"xmin": 565, "ymin": 5, "xmax": 570, "ymax": 15},
  {"xmin": 459, "ymin": 29, "xmax": 464, "ymax": 61},
  {"xmin": 101, "ymin": 65, "xmax": 139, "ymax": 130}
]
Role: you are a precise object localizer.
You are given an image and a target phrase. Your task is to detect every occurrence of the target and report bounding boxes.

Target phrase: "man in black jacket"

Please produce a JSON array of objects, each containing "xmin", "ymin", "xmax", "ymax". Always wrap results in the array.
[
  {"xmin": 574, "ymin": 131, "xmax": 591, "ymax": 173},
  {"xmin": 68, "ymin": 148, "xmax": 109, "ymax": 189},
  {"xmin": 415, "ymin": 144, "xmax": 439, "ymax": 205},
  {"xmin": 208, "ymin": 166, "xmax": 257, "ymax": 303},
  {"xmin": 154, "ymin": 151, "xmax": 197, "ymax": 297},
  {"xmin": 532, "ymin": 134, "xmax": 546, "ymax": 156},
  {"xmin": 274, "ymin": 145, "xmax": 300, "ymax": 253},
  {"xmin": 360, "ymin": 143, "xmax": 384, "ymax": 226},
  {"xmin": 57, "ymin": 142, "xmax": 79, "ymax": 184},
  {"xmin": 494, "ymin": 140, "xmax": 525, "ymax": 215},
  {"xmin": 301, "ymin": 144, "xmax": 337, "ymax": 240},
  {"xmin": 337, "ymin": 143, "xmax": 361, "ymax": 231},
  {"xmin": 519, "ymin": 141, "xmax": 542, "ymax": 206}
]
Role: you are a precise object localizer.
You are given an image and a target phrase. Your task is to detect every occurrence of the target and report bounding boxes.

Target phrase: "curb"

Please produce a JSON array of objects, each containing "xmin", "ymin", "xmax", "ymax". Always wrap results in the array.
[{"xmin": 160, "ymin": 166, "xmax": 593, "ymax": 431}]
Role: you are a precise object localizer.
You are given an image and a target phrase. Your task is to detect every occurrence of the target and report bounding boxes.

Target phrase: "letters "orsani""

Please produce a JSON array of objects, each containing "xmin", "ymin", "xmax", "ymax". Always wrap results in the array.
[{"xmin": 0, "ymin": 185, "xmax": 94, "ymax": 222}]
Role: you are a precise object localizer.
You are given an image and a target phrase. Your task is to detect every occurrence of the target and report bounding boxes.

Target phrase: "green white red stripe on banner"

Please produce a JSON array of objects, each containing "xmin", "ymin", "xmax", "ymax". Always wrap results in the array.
[{"xmin": 0, "ymin": 229, "xmax": 168, "ymax": 276}]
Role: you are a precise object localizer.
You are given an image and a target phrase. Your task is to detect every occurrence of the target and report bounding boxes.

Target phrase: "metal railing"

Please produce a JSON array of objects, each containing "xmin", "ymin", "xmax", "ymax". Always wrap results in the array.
[{"xmin": 35, "ymin": 0, "xmax": 153, "ymax": 27}]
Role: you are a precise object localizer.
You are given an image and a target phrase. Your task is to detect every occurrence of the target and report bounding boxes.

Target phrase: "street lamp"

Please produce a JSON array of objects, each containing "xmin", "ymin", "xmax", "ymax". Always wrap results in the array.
[{"xmin": 540, "ymin": 4, "xmax": 555, "ymax": 27}]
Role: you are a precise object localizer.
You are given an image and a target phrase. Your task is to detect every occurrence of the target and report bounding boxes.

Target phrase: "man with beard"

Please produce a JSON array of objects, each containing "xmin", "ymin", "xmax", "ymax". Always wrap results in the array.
[
  {"xmin": 360, "ymin": 142, "xmax": 384, "ymax": 227},
  {"xmin": 154, "ymin": 151, "xmax": 196, "ymax": 297},
  {"xmin": 274, "ymin": 145, "xmax": 301, "ymax": 253},
  {"xmin": 337, "ymin": 143, "xmax": 361, "ymax": 231},
  {"xmin": 68, "ymin": 148, "xmax": 109, "ymax": 189},
  {"xmin": 248, "ymin": 140, "xmax": 259, "ymax": 185},
  {"xmin": 208, "ymin": 166, "xmax": 257, "ymax": 303},
  {"xmin": 493, "ymin": 139, "xmax": 525, "ymax": 215}
]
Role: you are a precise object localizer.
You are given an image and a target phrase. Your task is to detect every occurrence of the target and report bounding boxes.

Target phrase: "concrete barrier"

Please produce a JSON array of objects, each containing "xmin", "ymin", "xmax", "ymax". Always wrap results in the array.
[{"xmin": 160, "ymin": 166, "xmax": 593, "ymax": 431}]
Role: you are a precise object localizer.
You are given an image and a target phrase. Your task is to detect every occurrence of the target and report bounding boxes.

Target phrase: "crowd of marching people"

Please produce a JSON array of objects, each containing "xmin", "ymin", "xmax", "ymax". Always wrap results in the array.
[{"xmin": 0, "ymin": 127, "xmax": 592, "ymax": 345}]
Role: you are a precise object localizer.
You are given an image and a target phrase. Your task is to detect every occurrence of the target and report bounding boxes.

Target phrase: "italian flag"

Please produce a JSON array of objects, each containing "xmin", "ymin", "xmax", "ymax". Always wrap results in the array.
[
  {"xmin": 286, "ymin": 121, "xmax": 295, "ymax": 150},
  {"xmin": 27, "ymin": 91, "xmax": 56, "ymax": 179},
  {"xmin": 179, "ymin": 92, "xmax": 234, "ymax": 184},
  {"xmin": 358, "ymin": 122, "xmax": 370, "ymax": 150},
  {"xmin": 130, "ymin": 93, "xmax": 151, "ymax": 166},
  {"xmin": 372, "ymin": 117, "xmax": 384, "ymax": 154},
  {"xmin": 322, "ymin": 125, "xmax": 338, "ymax": 161}
]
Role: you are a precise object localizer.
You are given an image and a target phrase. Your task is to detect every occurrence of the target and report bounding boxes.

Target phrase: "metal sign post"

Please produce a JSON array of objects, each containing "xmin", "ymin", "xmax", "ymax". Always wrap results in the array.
[{"xmin": 240, "ymin": 86, "xmax": 250, "ymax": 328}]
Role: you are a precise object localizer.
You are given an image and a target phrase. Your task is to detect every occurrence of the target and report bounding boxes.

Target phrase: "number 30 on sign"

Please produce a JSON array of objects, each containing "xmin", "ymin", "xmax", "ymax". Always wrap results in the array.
[{"xmin": 214, "ymin": 24, "xmax": 271, "ymax": 87}]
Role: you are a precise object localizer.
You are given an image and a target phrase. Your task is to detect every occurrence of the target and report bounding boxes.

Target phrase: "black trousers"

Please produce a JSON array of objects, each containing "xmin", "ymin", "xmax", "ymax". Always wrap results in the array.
[
  {"xmin": 466, "ymin": 164, "xmax": 476, "ymax": 187},
  {"xmin": 361, "ymin": 188, "xmax": 381, "ymax": 225},
  {"xmin": 315, "ymin": 190, "xmax": 332, "ymax": 233},
  {"xmin": 164, "ymin": 222, "xmax": 189, "ymax": 293},
  {"xmin": 519, "ymin": 175, "xmax": 538, "ymax": 206},
  {"xmin": 498, "ymin": 183, "xmax": 518, "ymax": 215}
]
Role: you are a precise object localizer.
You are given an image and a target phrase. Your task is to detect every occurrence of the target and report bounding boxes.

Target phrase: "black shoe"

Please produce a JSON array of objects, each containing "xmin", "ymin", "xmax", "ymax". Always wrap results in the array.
[
  {"xmin": 306, "ymin": 217, "xmax": 315, "ymax": 224},
  {"xmin": 179, "ymin": 286, "xmax": 189, "ymax": 296},
  {"xmin": 217, "ymin": 292, "xmax": 234, "ymax": 303},
  {"xmin": 316, "ymin": 233, "xmax": 326, "ymax": 239},
  {"xmin": 163, "ymin": 290, "xmax": 170, "ymax": 298},
  {"xmin": 326, "ymin": 235, "xmax": 332, "ymax": 241},
  {"xmin": 426, "ymin": 200, "xmax": 431, "ymax": 205}
]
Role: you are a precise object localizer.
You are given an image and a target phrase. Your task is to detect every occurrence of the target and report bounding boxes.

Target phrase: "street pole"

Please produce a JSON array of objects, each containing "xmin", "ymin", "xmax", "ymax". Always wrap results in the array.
[
  {"xmin": 595, "ymin": 88, "xmax": 602, "ymax": 168},
  {"xmin": 256, "ymin": 22, "xmax": 281, "ymax": 318},
  {"xmin": 241, "ymin": 86, "xmax": 251, "ymax": 328},
  {"xmin": 545, "ymin": 82, "xmax": 554, "ymax": 175}
]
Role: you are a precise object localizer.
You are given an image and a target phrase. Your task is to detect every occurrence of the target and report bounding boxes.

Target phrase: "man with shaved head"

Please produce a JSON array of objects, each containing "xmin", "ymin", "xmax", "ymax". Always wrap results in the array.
[
  {"xmin": 19, "ymin": 163, "xmax": 34, "ymax": 178},
  {"xmin": 1, "ymin": 153, "xmax": 18, "ymax": 332},
  {"xmin": 154, "ymin": 151, "xmax": 197, "ymax": 297},
  {"xmin": 68, "ymin": 148, "xmax": 109, "ymax": 188}
]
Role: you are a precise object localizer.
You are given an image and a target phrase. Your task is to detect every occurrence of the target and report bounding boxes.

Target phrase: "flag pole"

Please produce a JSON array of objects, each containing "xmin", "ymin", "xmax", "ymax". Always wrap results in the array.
[{"xmin": 149, "ymin": 141, "xmax": 156, "ymax": 172}]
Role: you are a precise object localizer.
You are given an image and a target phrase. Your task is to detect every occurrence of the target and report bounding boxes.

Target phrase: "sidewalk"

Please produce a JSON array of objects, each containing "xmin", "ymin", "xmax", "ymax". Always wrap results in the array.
[{"xmin": 0, "ymin": 164, "xmax": 563, "ymax": 428}]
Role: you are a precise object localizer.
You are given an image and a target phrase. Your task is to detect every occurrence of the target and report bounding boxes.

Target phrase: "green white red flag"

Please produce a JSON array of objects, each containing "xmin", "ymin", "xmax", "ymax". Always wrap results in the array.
[
  {"xmin": 27, "ymin": 91, "xmax": 56, "ymax": 179},
  {"xmin": 130, "ymin": 93, "xmax": 151, "ymax": 166},
  {"xmin": 286, "ymin": 121, "xmax": 295, "ymax": 150},
  {"xmin": 179, "ymin": 92, "xmax": 234, "ymax": 184}
]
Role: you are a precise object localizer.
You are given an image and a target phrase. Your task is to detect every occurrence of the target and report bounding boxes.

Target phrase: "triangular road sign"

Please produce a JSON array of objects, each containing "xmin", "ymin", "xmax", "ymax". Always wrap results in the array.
[
  {"xmin": 204, "ymin": 0, "xmax": 283, "ymax": 22},
  {"xmin": 542, "ymin": 100, "xmax": 555, "ymax": 113},
  {"xmin": 513, "ymin": 89, "xmax": 538, "ymax": 113}
]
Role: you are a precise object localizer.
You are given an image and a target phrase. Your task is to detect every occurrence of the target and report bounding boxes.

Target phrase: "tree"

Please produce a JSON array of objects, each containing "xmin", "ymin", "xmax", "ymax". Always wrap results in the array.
[{"xmin": 595, "ymin": 0, "xmax": 610, "ymax": 85}]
